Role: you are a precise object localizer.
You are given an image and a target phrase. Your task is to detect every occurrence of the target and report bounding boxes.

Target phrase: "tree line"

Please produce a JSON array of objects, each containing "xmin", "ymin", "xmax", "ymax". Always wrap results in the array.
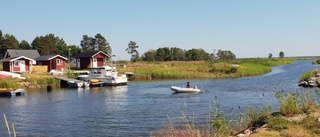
[
  {"xmin": 0, "ymin": 29, "xmax": 238, "ymax": 62},
  {"xmin": 140, "ymin": 48, "xmax": 236, "ymax": 61}
]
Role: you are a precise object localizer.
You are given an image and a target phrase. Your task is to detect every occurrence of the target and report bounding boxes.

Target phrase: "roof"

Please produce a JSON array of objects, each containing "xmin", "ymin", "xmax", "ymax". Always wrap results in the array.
[
  {"xmin": 5, "ymin": 49, "xmax": 40, "ymax": 59},
  {"xmin": 2, "ymin": 56, "xmax": 35, "ymax": 62},
  {"xmin": 34, "ymin": 55, "xmax": 68, "ymax": 61},
  {"xmin": 74, "ymin": 51, "xmax": 109, "ymax": 58}
]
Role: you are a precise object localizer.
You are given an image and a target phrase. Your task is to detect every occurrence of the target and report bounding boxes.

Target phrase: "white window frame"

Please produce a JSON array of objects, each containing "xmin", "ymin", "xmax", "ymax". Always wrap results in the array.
[{"xmin": 57, "ymin": 59, "xmax": 62, "ymax": 66}]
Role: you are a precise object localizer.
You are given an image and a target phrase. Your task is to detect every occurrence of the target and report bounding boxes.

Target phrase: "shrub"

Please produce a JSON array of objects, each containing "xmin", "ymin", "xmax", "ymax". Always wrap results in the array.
[
  {"xmin": 299, "ymin": 70, "xmax": 319, "ymax": 82},
  {"xmin": 274, "ymin": 92, "xmax": 301, "ymax": 117},
  {"xmin": 267, "ymin": 117, "xmax": 289, "ymax": 130}
]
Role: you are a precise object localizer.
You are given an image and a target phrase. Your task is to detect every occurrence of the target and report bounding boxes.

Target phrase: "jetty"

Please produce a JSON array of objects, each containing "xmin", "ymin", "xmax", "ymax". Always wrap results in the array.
[{"xmin": 0, "ymin": 89, "xmax": 26, "ymax": 96}]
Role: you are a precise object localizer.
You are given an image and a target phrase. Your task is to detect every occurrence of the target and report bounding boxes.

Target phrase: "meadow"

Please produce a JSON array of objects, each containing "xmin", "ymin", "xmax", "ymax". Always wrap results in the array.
[{"xmin": 117, "ymin": 58, "xmax": 296, "ymax": 79}]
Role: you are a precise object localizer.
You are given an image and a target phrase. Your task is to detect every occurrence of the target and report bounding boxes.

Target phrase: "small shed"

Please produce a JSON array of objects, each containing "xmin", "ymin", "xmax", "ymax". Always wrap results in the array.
[
  {"xmin": 2, "ymin": 56, "xmax": 35, "ymax": 73},
  {"xmin": 35, "ymin": 55, "xmax": 68, "ymax": 72},
  {"xmin": 74, "ymin": 51, "xmax": 109, "ymax": 69}
]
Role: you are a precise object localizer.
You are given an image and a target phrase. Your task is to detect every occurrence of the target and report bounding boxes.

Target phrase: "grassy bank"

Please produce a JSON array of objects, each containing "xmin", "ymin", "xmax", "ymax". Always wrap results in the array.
[
  {"xmin": 0, "ymin": 73, "xmax": 60, "ymax": 89},
  {"xmin": 118, "ymin": 58, "xmax": 296, "ymax": 79},
  {"xmin": 152, "ymin": 89, "xmax": 320, "ymax": 137}
]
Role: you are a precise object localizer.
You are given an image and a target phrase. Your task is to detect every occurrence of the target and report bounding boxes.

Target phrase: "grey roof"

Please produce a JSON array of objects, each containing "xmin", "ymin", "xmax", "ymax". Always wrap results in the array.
[
  {"xmin": 6, "ymin": 49, "xmax": 40, "ymax": 59},
  {"xmin": 35, "ymin": 55, "xmax": 67, "ymax": 61},
  {"xmin": 2, "ymin": 56, "xmax": 35, "ymax": 62},
  {"xmin": 74, "ymin": 51, "xmax": 108, "ymax": 58}
]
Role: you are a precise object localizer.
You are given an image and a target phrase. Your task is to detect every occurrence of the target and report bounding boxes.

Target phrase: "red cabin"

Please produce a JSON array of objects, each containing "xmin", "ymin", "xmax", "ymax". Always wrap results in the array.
[
  {"xmin": 74, "ymin": 51, "xmax": 109, "ymax": 69},
  {"xmin": 2, "ymin": 56, "xmax": 34, "ymax": 73},
  {"xmin": 35, "ymin": 55, "xmax": 68, "ymax": 72}
]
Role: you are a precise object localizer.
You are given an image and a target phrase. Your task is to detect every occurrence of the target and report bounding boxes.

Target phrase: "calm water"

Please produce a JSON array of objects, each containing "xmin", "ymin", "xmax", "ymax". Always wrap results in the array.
[{"xmin": 0, "ymin": 60, "xmax": 319, "ymax": 137}]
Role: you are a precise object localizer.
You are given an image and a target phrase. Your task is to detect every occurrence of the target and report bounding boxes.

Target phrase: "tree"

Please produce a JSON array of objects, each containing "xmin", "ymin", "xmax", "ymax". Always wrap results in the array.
[
  {"xmin": 185, "ymin": 48, "xmax": 210, "ymax": 61},
  {"xmin": 142, "ymin": 50, "xmax": 157, "ymax": 61},
  {"xmin": 95, "ymin": 33, "xmax": 111, "ymax": 57},
  {"xmin": 67, "ymin": 45, "xmax": 82, "ymax": 57},
  {"xmin": 171, "ymin": 47, "xmax": 185, "ymax": 61},
  {"xmin": 0, "ymin": 33, "xmax": 20, "ymax": 58},
  {"xmin": 216, "ymin": 49, "xmax": 236, "ymax": 60},
  {"xmin": 80, "ymin": 34, "xmax": 112, "ymax": 59},
  {"xmin": 126, "ymin": 41, "xmax": 139, "ymax": 62},
  {"xmin": 80, "ymin": 35, "xmax": 95, "ymax": 52},
  {"xmin": 279, "ymin": 51, "xmax": 284, "ymax": 59},
  {"xmin": 19, "ymin": 40, "xmax": 31, "ymax": 49},
  {"xmin": 31, "ymin": 33, "xmax": 67, "ymax": 55},
  {"xmin": 155, "ymin": 47, "xmax": 172, "ymax": 61},
  {"xmin": 268, "ymin": 53, "xmax": 273, "ymax": 59}
]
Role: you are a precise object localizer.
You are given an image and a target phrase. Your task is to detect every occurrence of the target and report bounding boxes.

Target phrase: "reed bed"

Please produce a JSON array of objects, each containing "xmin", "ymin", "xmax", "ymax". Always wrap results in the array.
[
  {"xmin": 22, "ymin": 73, "xmax": 60, "ymax": 85},
  {"xmin": 0, "ymin": 78, "xmax": 22, "ymax": 89}
]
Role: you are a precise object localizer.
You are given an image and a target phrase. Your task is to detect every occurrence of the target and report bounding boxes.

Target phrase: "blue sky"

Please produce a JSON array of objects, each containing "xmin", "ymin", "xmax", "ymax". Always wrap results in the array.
[{"xmin": 1, "ymin": 1, "xmax": 320, "ymax": 60}]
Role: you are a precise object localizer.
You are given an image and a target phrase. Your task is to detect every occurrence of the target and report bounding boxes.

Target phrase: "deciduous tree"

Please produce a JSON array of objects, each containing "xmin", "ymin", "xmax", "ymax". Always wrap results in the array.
[
  {"xmin": 216, "ymin": 49, "xmax": 236, "ymax": 60},
  {"xmin": 279, "ymin": 51, "xmax": 284, "ymax": 59},
  {"xmin": 142, "ymin": 50, "xmax": 157, "ymax": 61},
  {"xmin": 268, "ymin": 53, "xmax": 273, "ymax": 59}
]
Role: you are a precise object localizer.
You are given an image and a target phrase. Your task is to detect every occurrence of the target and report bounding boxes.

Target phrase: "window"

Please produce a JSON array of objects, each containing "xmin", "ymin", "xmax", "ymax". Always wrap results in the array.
[
  {"xmin": 57, "ymin": 59, "xmax": 62, "ymax": 66},
  {"xmin": 14, "ymin": 61, "xmax": 19, "ymax": 66}
]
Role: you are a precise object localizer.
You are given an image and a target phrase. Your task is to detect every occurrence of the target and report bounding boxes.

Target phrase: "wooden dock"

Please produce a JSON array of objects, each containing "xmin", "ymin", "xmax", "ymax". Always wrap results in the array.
[{"xmin": 0, "ymin": 89, "xmax": 26, "ymax": 96}]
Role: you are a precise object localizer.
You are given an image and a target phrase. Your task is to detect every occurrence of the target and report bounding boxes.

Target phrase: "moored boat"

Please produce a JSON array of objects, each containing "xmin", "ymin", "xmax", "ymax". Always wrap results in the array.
[
  {"xmin": 67, "ymin": 80, "xmax": 89, "ymax": 88},
  {"xmin": 77, "ymin": 66, "xmax": 128, "ymax": 86},
  {"xmin": 170, "ymin": 86, "xmax": 202, "ymax": 93}
]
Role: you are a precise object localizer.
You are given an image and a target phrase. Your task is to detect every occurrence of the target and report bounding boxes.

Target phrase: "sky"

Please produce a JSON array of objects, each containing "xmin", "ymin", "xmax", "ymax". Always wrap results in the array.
[{"xmin": 1, "ymin": 0, "xmax": 320, "ymax": 60}]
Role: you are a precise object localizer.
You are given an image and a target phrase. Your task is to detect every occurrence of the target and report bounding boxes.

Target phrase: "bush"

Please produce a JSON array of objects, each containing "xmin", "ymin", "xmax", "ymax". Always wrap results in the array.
[
  {"xmin": 267, "ymin": 117, "xmax": 289, "ymax": 130},
  {"xmin": 299, "ymin": 70, "xmax": 319, "ymax": 82},
  {"xmin": 274, "ymin": 92, "xmax": 301, "ymax": 117}
]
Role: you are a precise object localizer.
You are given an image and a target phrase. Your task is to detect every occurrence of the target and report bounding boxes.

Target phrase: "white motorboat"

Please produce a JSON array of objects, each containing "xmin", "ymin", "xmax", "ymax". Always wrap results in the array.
[
  {"xmin": 77, "ymin": 66, "xmax": 128, "ymax": 86},
  {"xmin": 67, "ymin": 80, "xmax": 89, "ymax": 88},
  {"xmin": 170, "ymin": 86, "xmax": 202, "ymax": 93}
]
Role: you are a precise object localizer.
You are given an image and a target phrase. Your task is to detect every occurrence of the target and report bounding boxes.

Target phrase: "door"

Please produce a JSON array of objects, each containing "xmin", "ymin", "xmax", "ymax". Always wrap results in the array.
[
  {"xmin": 19, "ymin": 60, "xmax": 25, "ymax": 72},
  {"xmin": 77, "ymin": 59, "xmax": 80, "ymax": 69},
  {"xmin": 93, "ymin": 58, "xmax": 97, "ymax": 67}
]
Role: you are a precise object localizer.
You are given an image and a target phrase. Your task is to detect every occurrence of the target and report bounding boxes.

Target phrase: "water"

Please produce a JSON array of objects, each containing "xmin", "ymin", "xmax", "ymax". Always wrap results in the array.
[{"xmin": 0, "ymin": 60, "xmax": 319, "ymax": 137}]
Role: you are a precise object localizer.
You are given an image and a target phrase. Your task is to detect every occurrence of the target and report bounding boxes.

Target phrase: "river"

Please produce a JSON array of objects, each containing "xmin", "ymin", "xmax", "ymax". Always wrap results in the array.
[{"xmin": 0, "ymin": 60, "xmax": 319, "ymax": 137}]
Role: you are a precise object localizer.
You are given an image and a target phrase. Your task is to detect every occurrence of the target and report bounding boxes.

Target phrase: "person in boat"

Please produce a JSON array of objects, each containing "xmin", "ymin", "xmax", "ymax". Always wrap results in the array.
[{"xmin": 186, "ymin": 82, "xmax": 191, "ymax": 88}]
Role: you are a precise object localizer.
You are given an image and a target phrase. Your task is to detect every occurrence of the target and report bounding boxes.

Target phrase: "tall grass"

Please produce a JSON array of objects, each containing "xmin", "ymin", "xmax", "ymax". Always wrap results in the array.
[
  {"xmin": 274, "ymin": 91, "xmax": 301, "ymax": 117},
  {"xmin": 22, "ymin": 73, "xmax": 60, "ymax": 85},
  {"xmin": 3, "ymin": 114, "xmax": 16, "ymax": 137},
  {"xmin": 299, "ymin": 69, "xmax": 319, "ymax": 82},
  {"xmin": 0, "ymin": 79, "xmax": 21, "ymax": 89}
]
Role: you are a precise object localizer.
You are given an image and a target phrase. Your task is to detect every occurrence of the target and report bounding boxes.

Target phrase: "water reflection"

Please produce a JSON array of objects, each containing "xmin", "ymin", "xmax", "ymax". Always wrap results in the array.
[
  {"xmin": 171, "ymin": 92, "xmax": 203, "ymax": 98},
  {"xmin": 103, "ymin": 86, "xmax": 128, "ymax": 96}
]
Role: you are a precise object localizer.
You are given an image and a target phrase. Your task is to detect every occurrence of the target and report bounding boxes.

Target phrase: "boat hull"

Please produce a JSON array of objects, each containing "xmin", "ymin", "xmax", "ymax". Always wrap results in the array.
[
  {"xmin": 170, "ymin": 86, "xmax": 201, "ymax": 93},
  {"xmin": 78, "ymin": 75, "xmax": 128, "ymax": 86}
]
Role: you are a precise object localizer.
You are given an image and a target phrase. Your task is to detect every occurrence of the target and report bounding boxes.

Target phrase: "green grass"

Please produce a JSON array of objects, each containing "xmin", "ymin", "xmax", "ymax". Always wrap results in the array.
[
  {"xmin": 118, "ymin": 58, "xmax": 296, "ymax": 79},
  {"xmin": 299, "ymin": 70, "xmax": 319, "ymax": 82},
  {"xmin": 0, "ymin": 79, "xmax": 21, "ymax": 89}
]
